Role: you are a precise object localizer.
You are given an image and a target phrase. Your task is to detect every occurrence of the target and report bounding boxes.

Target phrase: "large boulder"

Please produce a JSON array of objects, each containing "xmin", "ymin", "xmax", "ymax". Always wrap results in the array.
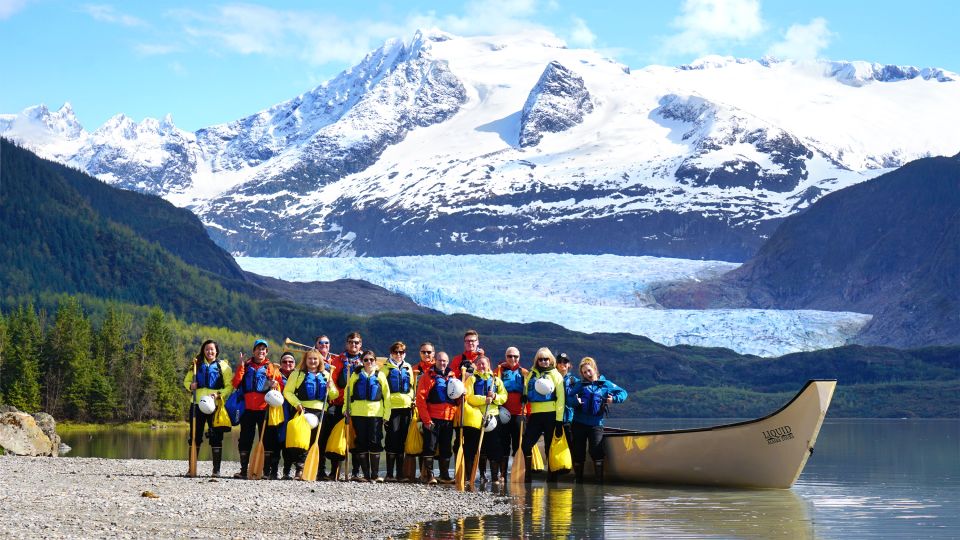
[
  {"xmin": 30, "ymin": 412, "xmax": 61, "ymax": 457},
  {"xmin": 0, "ymin": 412, "xmax": 55, "ymax": 456}
]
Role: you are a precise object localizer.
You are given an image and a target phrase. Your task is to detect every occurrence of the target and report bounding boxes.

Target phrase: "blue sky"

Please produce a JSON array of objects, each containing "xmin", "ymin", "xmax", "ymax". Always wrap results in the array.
[{"xmin": 2, "ymin": 0, "xmax": 957, "ymax": 132}]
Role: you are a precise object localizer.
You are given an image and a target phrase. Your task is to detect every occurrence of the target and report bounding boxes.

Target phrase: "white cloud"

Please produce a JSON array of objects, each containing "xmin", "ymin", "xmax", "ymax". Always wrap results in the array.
[
  {"xmin": 662, "ymin": 0, "xmax": 766, "ymax": 56},
  {"xmin": 568, "ymin": 16, "xmax": 596, "ymax": 47},
  {"xmin": 82, "ymin": 4, "xmax": 146, "ymax": 27},
  {"xmin": 0, "ymin": 0, "xmax": 30, "ymax": 20},
  {"xmin": 766, "ymin": 17, "xmax": 833, "ymax": 61}
]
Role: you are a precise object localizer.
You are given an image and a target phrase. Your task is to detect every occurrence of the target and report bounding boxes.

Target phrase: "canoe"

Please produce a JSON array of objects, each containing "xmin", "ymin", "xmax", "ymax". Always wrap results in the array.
[{"xmin": 603, "ymin": 379, "xmax": 836, "ymax": 489}]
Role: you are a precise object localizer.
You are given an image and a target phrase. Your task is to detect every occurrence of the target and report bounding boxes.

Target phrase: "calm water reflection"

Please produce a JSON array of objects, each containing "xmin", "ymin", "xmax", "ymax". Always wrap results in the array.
[{"xmin": 59, "ymin": 419, "xmax": 959, "ymax": 538}]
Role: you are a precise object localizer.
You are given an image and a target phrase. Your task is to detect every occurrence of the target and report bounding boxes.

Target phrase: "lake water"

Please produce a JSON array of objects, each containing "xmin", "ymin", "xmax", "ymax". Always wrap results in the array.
[{"xmin": 59, "ymin": 418, "xmax": 959, "ymax": 538}]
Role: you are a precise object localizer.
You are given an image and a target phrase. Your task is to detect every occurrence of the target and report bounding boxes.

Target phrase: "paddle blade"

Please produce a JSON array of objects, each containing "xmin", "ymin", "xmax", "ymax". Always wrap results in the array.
[
  {"xmin": 248, "ymin": 423, "xmax": 266, "ymax": 480},
  {"xmin": 302, "ymin": 444, "xmax": 320, "ymax": 482},
  {"xmin": 454, "ymin": 447, "xmax": 466, "ymax": 490},
  {"xmin": 510, "ymin": 447, "xmax": 525, "ymax": 484},
  {"xmin": 188, "ymin": 441, "xmax": 198, "ymax": 478},
  {"xmin": 401, "ymin": 454, "xmax": 416, "ymax": 481}
]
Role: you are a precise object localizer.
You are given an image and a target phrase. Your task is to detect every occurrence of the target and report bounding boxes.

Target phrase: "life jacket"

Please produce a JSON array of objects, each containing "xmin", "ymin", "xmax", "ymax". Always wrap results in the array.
[
  {"xmin": 337, "ymin": 354, "xmax": 361, "ymax": 389},
  {"xmin": 579, "ymin": 381, "xmax": 606, "ymax": 417},
  {"xmin": 473, "ymin": 374, "xmax": 493, "ymax": 397},
  {"xmin": 501, "ymin": 367, "xmax": 524, "ymax": 393},
  {"xmin": 386, "ymin": 363, "xmax": 411, "ymax": 393},
  {"xmin": 526, "ymin": 370, "xmax": 557, "ymax": 403},
  {"xmin": 295, "ymin": 371, "xmax": 328, "ymax": 402},
  {"xmin": 243, "ymin": 362, "xmax": 271, "ymax": 394},
  {"xmin": 427, "ymin": 369, "xmax": 451, "ymax": 404},
  {"xmin": 351, "ymin": 371, "xmax": 383, "ymax": 402},
  {"xmin": 196, "ymin": 360, "xmax": 225, "ymax": 390}
]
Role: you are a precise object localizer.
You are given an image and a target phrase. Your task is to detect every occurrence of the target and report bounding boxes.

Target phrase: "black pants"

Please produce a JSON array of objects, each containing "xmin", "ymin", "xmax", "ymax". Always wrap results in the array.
[
  {"xmin": 319, "ymin": 405, "xmax": 345, "ymax": 461},
  {"xmin": 384, "ymin": 408, "xmax": 412, "ymax": 454},
  {"xmin": 463, "ymin": 425, "xmax": 502, "ymax": 467},
  {"xmin": 496, "ymin": 415, "xmax": 522, "ymax": 457},
  {"xmin": 571, "ymin": 422, "xmax": 605, "ymax": 462},
  {"xmin": 238, "ymin": 409, "xmax": 267, "ymax": 452},
  {"xmin": 421, "ymin": 419, "xmax": 454, "ymax": 459},
  {"xmin": 521, "ymin": 412, "xmax": 556, "ymax": 458},
  {"xmin": 188, "ymin": 404, "xmax": 225, "ymax": 448},
  {"xmin": 351, "ymin": 416, "xmax": 383, "ymax": 454}
]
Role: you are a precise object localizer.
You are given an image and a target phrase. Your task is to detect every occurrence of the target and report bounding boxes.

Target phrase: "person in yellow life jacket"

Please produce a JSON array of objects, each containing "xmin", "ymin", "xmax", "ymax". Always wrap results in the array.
[
  {"xmin": 521, "ymin": 347, "xmax": 565, "ymax": 483},
  {"xmin": 382, "ymin": 341, "xmax": 415, "ymax": 482},
  {"xmin": 463, "ymin": 355, "xmax": 507, "ymax": 484},
  {"xmin": 347, "ymin": 349, "xmax": 392, "ymax": 482},
  {"xmin": 282, "ymin": 348, "xmax": 339, "ymax": 480},
  {"xmin": 183, "ymin": 340, "xmax": 234, "ymax": 477}
]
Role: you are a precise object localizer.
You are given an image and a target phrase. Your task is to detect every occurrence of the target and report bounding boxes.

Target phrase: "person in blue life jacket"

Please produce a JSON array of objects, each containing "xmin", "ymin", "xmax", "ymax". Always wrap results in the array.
[
  {"xmin": 521, "ymin": 347, "xmax": 565, "ymax": 483},
  {"xmin": 283, "ymin": 348, "xmax": 339, "ymax": 480},
  {"xmin": 230, "ymin": 339, "xmax": 283, "ymax": 479},
  {"xmin": 556, "ymin": 352, "xmax": 577, "ymax": 447},
  {"xmin": 347, "ymin": 349, "xmax": 392, "ymax": 482},
  {"xmin": 463, "ymin": 355, "xmax": 507, "ymax": 484},
  {"xmin": 567, "ymin": 356, "xmax": 628, "ymax": 483},
  {"xmin": 383, "ymin": 341, "xmax": 415, "ymax": 482},
  {"xmin": 183, "ymin": 340, "xmax": 234, "ymax": 477},
  {"xmin": 415, "ymin": 350, "xmax": 457, "ymax": 484},
  {"xmin": 258, "ymin": 351, "xmax": 296, "ymax": 480}
]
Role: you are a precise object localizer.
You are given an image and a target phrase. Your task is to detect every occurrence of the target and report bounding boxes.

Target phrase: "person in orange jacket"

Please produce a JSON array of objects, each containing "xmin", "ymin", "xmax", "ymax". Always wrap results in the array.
[
  {"xmin": 415, "ymin": 349, "xmax": 456, "ymax": 484},
  {"xmin": 231, "ymin": 338, "xmax": 282, "ymax": 479},
  {"xmin": 450, "ymin": 329, "xmax": 483, "ymax": 379}
]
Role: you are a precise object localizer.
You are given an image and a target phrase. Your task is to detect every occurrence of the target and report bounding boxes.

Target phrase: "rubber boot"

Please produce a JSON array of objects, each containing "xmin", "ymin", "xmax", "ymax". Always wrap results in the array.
[
  {"xmin": 437, "ymin": 458, "xmax": 453, "ymax": 484},
  {"xmin": 524, "ymin": 456, "xmax": 532, "ymax": 483},
  {"xmin": 329, "ymin": 459, "xmax": 342, "ymax": 482},
  {"xmin": 350, "ymin": 451, "xmax": 362, "ymax": 481},
  {"xmin": 210, "ymin": 447, "xmax": 222, "ymax": 477},
  {"xmin": 498, "ymin": 458, "xmax": 509, "ymax": 484},
  {"xmin": 266, "ymin": 451, "xmax": 280, "ymax": 480},
  {"xmin": 478, "ymin": 456, "xmax": 488, "ymax": 483},
  {"xmin": 489, "ymin": 459, "xmax": 500, "ymax": 484},
  {"xmin": 235, "ymin": 451, "xmax": 249, "ymax": 479},
  {"xmin": 397, "ymin": 453, "xmax": 409, "ymax": 482},
  {"xmin": 358, "ymin": 453, "xmax": 371, "ymax": 482},
  {"xmin": 317, "ymin": 456, "xmax": 328, "ymax": 481},
  {"xmin": 594, "ymin": 460, "xmax": 604, "ymax": 483},
  {"xmin": 294, "ymin": 462, "xmax": 304, "ymax": 481},
  {"xmin": 423, "ymin": 457, "xmax": 437, "ymax": 485},
  {"xmin": 573, "ymin": 462, "xmax": 584, "ymax": 483},
  {"xmin": 370, "ymin": 452, "xmax": 383, "ymax": 482},
  {"xmin": 385, "ymin": 452, "xmax": 397, "ymax": 482}
]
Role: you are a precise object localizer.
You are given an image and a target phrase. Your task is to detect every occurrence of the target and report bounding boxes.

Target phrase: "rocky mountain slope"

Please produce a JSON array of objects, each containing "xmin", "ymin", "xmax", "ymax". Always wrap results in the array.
[
  {"xmin": 3, "ymin": 30, "xmax": 959, "ymax": 260},
  {"xmin": 651, "ymin": 153, "xmax": 960, "ymax": 348}
]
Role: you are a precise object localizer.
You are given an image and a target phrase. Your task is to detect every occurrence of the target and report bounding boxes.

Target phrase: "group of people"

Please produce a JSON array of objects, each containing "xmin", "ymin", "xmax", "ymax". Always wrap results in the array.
[{"xmin": 183, "ymin": 330, "xmax": 627, "ymax": 484}]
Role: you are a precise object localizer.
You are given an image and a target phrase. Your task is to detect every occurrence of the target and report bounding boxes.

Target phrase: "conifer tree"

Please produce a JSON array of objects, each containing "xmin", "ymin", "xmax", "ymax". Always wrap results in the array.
[
  {"xmin": 136, "ymin": 308, "xmax": 181, "ymax": 420},
  {"xmin": 45, "ymin": 297, "xmax": 93, "ymax": 419},
  {"xmin": 3, "ymin": 304, "xmax": 43, "ymax": 412},
  {"xmin": 92, "ymin": 303, "xmax": 130, "ymax": 421},
  {"xmin": 0, "ymin": 312, "xmax": 7, "ymax": 404}
]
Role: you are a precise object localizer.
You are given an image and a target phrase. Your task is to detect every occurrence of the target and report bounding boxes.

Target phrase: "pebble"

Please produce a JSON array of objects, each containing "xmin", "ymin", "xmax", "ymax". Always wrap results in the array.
[{"xmin": 0, "ymin": 455, "xmax": 511, "ymax": 538}]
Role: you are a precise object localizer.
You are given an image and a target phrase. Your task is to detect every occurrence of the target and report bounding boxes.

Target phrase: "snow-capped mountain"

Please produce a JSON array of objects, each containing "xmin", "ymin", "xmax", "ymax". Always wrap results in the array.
[{"xmin": 3, "ymin": 29, "xmax": 959, "ymax": 259}]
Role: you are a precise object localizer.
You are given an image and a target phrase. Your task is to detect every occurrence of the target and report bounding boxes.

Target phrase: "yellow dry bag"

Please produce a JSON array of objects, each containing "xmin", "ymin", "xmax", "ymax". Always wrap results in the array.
[
  {"xmin": 549, "ymin": 432, "xmax": 572, "ymax": 472},
  {"xmin": 267, "ymin": 405, "xmax": 285, "ymax": 427},
  {"xmin": 404, "ymin": 409, "xmax": 423, "ymax": 455},
  {"xmin": 212, "ymin": 397, "xmax": 232, "ymax": 429},
  {"xmin": 325, "ymin": 418, "xmax": 348, "ymax": 457},
  {"xmin": 285, "ymin": 413, "xmax": 310, "ymax": 450}
]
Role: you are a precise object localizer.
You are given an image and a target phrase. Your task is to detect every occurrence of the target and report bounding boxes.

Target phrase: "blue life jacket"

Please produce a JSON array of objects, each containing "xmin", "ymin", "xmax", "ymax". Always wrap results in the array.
[
  {"xmin": 296, "ymin": 371, "xmax": 328, "ymax": 402},
  {"xmin": 196, "ymin": 360, "xmax": 224, "ymax": 390},
  {"xmin": 501, "ymin": 368, "xmax": 524, "ymax": 393},
  {"xmin": 526, "ymin": 371, "xmax": 557, "ymax": 402},
  {"xmin": 473, "ymin": 375, "xmax": 493, "ymax": 397},
  {"xmin": 427, "ymin": 370, "xmax": 450, "ymax": 404},
  {"xmin": 386, "ymin": 364, "xmax": 411, "ymax": 393},
  {"xmin": 243, "ymin": 362, "xmax": 270, "ymax": 394},
  {"xmin": 337, "ymin": 354, "xmax": 361, "ymax": 389},
  {"xmin": 579, "ymin": 381, "xmax": 607, "ymax": 417},
  {"xmin": 352, "ymin": 371, "xmax": 383, "ymax": 402}
]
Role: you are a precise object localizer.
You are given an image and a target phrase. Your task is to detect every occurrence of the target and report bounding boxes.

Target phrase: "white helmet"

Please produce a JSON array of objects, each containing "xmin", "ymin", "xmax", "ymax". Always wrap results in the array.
[
  {"xmin": 446, "ymin": 378, "xmax": 465, "ymax": 400},
  {"xmin": 264, "ymin": 389, "xmax": 284, "ymax": 407},
  {"xmin": 498, "ymin": 408, "xmax": 511, "ymax": 425},
  {"xmin": 198, "ymin": 395, "xmax": 217, "ymax": 415},
  {"xmin": 483, "ymin": 414, "xmax": 498, "ymax": 432},
  {"xmin": 534, "ymin": 377, "xmax": 555, "ymax": 396},
  {"xmin": 304, "ymin": 412, "xmax": 319, "ymax": 429}
]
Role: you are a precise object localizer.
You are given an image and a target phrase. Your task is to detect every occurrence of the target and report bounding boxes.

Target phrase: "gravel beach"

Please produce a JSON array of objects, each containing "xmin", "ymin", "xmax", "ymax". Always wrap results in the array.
[{"xmin": 0, "ymin": 456, "xmax": 512, "ymax": 539}]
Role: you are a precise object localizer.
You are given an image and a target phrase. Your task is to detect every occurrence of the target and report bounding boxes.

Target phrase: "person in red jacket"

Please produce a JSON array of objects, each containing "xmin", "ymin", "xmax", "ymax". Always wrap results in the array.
[
  {"xmin": 319, "ymin": 331, "xmax": 364, "ymax": 480},
  {"xmin": 415, "ymin": 349, "xmax": 456, "ymax": 484},
  {"xmin": 231, "ymin": 338, "xmax": 282, "ymax": 479},
  {"xmin": 450, "ymin": 329, "xmax": 483, "ymax": 379}
]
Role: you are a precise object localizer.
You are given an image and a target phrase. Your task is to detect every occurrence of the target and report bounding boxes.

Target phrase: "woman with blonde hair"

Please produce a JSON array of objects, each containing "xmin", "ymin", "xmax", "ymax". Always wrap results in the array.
[
  {"xmin": 463, "ymin": 355, "xmax": 507, "ymax": 484},
  {"xmin": 566, "ymin": 356, "xmax": 627, "ymax": 483},
  {"xmin": 283, "ymin": 348, "xmax": 339, "ymax": 480},
  {"xmin": 521, "ymin": 347, "xmax": 565, "ymax": 482},
  {"xmin": 347, "ymin": 349, "xmax": 392, "ymax": 482}
]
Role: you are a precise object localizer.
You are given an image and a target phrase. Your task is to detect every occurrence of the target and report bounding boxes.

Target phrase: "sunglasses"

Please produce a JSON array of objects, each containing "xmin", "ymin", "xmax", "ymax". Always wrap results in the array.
[
  {"xmin": 362, "ymin": 358, "xmax": 376, "ymax": 363},
  {"xmin": 537, "ymin": 357, "xmax": 550, "ymax": 361},
  {"xmin": 420, "ymin": 350, "xmax": 435, "ymax": 355},
  {"xmin": 506, "ymin": 354, "xmax": 519, "ymax": 359},
  {"xmin": 317, "ymin": 340, "xmax": 330, "ymax": 345},
  {"xmin": 347, "ymin": 340, "xmax": 362, "ymax": 345},
  {"xmin": 394, "ymin": 351, "xmax": 406, "ymax": 355}
]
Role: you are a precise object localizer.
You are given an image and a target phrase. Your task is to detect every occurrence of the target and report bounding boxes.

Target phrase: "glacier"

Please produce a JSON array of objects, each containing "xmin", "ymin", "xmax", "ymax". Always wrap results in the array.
[{"xmin": 236, "ymin": 253, "xmax": 872, "ymax": 357}]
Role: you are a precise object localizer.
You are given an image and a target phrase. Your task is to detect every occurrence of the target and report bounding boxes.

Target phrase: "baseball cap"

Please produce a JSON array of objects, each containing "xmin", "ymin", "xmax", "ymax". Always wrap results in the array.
[{"xmin": 253, "ymin": 339, "xmax": 269, "ymax": 348}]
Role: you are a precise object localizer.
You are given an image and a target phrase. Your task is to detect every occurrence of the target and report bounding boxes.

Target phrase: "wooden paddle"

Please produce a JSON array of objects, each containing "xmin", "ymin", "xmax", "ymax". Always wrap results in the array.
[
  {"xmin": 510, "ymin": 411, "xmax": 526, "ymax": 484},
  {"xmin": 187, "ymin": 360, "xmax": 198, "ymax": 477},
  {"xmin": 248, "ymin": 415, "xmax": 268, "ymax": 480},
  {"xmin": 301, "ymin": 401, "xmax": 326, "ymax": 482},
  {"xmin": 454, "ymin": 367, "xmax": 467, "ymax": 490},
  {"xmin": 468, "ymin": 397, "xmax": 493, "ymax": 490},
  {"xmin": 401, "ymin": 368, "xmax": 418, "ymax": 481}
]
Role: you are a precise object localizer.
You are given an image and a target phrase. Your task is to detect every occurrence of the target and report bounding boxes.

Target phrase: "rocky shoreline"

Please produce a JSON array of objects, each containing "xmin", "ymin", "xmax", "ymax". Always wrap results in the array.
[{"xmin": 0, "ymin": 456, "xmax": 512, "ymax": 539}]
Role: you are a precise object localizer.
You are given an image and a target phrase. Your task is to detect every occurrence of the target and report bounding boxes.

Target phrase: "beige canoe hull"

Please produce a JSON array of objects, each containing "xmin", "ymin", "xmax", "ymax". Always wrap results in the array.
[{"xmin": 603, "ymin": 379, "xmax": 836, "ymax": 489}]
